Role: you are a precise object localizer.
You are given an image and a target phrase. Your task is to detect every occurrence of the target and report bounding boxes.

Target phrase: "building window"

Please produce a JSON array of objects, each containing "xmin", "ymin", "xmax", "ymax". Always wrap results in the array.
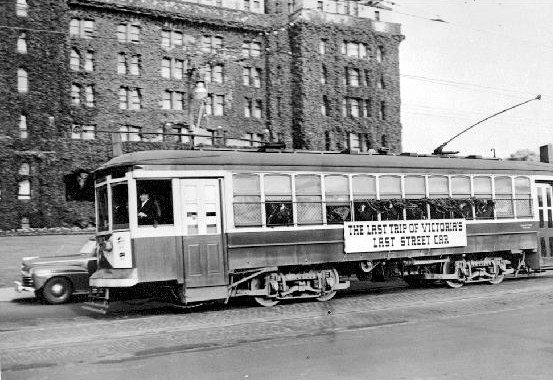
[
  {"xmin": 325, "ymin": 132, "xmax": 331, "ymax": 150},
  {"xmin": 244, "ymin": 98, "xmax": 262, "ymax": 118},
  {"xmin": 18, "ymin": 180, "xmax": 31, "ymax": 200},
  {"xmin": 171, "ymin": 125, "xmax": 191, "ymax": 143},
  {"xmin": 345, "ymin": 67, "xmax": 360, "ymax": 87},
  {"xmin": 206, "ymin": 94, "xmax": 225, "ymax": 116},
  {"xmin": 84, "ymin": 85, "xmax": 94, "ymax": 107},
  {"xmin": 19, "ymin": 163, "xmax": 30, "ymax": 176},
  {"xmin": 381, "ymin": 134, "xmax": 387, "ymax": 147},
  {"xmin": 379, "ymin": 101, "xmax": 386, "ymax": 120},
  {"xmin": 342, "ymin": 41, "xmax": 368, "ymax": 59},
  {"xmin": 343, "ymin": 97, "xmax": 361, "ymax": 118},
  {"xmin": 321, "ymin": 96, "xmax": 329, "ymax": 116},
  {"xmin": 319, "ymin": 39, "xmax": 326, "ymax": 54},
  {"xmin": 71, "ymin": 124, "xmax": 95, "ymax": 140},
  {"xmin": 377, "ymin": 74, "xmax": 385, "ymax": 89},
  {"xmin": 119, "ymin": 125, "xmax": 141, "ymax": 141},
  {"xmin": 70, "ymin": 49, "xmax": 80, "ymax": 71},
  {"xmin": 321, "ymin": 65, "xmax": 327, "ymax": 84},
  {"xmin": 161, "ymin": 57, "xmax": 185, "ymax": 79},
  {"xmin": 69, "ymin": 19, "xmax": 94, "ymax": 39},
  {"xmin": 242, "ymin": 67, "xmax": 261, "ymax": 87},
  {"xmin": 253, "ymin": 0, "xmax": 260, "ymax": 10},
  {"xmin": 204, "ymin": 64, "xmax": 225, "ymax": 84},
  {"xmin": 19, "ymin": 115, "xmax": 28, "ymax": 138},
  {"xmin": 161, "ymin": 30, "xmax": 183, "ymax": 48},
  {"xmin": 317, "ymin": 1, "xmax": 323, "ymax": 11},
  {"xmin": 162, "ymin": 90, "xmax": 185, "ymax": 110},
  {"xmin": 244, "ymin": 0, "xmax": 250, "ymax": 11},
  {"xmin": 119, "ymin": 87, "xmax": 141, "ymax": 110},
  {"xmin": 117, "ymin": 23, "xmax": 140, "ymax": 43},
  {"xmin": 84, "ymin": 51, "xmax": 94, "ymax": 72},
  {"xmin": 376, "ymin": 45, "xmax": 384, "ymax": 63},
  {"xmin": 201, "ymin": 35, "xmax": 223, "ymax": 53},
  {"xmin": 71, "ymin": 84, "xmax": 81, "ymax": 105},
  {"xmin": 16, "ymin": 0, "xmax": 27, "ymax": 17},
  {"xmin": 117, "ymin": 53, "xmax": 140, "ymax": 75},
  {"xmin": 17, "ymin": 32, "xmax": 27, "ymax": 53},
  {"xmin": 242, "ymin": 40, "xmax": 262, "ymax": 57},
  {"xmin": 17, "ymin": 68, "xmax": 28, "ymax": 93},
  {"xmin": 363, "ymin": 99, "xmax": 372, "ymax": 117}
]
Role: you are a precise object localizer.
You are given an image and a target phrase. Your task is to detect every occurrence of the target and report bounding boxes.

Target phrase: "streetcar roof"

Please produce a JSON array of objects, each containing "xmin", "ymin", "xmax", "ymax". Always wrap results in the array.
[{"xmin": 96, "ymin": 149, "xmax": 553, "ymax": 175}]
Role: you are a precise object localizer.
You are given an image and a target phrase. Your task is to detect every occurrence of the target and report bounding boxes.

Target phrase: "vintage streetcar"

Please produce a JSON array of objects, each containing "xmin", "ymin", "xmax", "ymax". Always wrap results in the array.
[{"xmin": 85, "ymin": 149, "xmax": 553, "ymax": 312}]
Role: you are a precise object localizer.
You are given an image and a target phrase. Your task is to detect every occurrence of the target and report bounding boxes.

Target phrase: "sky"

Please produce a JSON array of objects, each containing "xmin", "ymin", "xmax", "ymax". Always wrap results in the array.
[{"xmin": 384, "ymin": 0, "xmax": 553, "ymax": 158}]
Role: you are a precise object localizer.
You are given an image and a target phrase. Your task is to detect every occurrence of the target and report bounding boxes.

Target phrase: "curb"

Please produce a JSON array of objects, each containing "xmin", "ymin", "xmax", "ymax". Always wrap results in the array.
[{"xmin": 0, "ymin": 286, "xmax": 34, "ymax": 302}]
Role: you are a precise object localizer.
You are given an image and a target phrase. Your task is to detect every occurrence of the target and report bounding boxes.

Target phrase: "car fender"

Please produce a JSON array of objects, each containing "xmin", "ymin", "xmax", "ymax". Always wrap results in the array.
[{"xmin": 31, "ymin": 267, "xmax": 88, "ymax": 291}]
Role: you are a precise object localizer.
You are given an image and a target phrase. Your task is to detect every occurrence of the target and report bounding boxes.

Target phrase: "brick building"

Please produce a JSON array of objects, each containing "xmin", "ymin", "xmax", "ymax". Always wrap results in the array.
[{"xmin": 0, "ymin": 0, "xmax": 403, "ymax": 230}]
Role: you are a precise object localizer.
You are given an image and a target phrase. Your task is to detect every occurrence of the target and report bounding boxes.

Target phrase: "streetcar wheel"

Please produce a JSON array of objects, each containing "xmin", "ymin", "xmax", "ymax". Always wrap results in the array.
[
  {"xmin": 442, "ymin": 261, "xmax": 464, "ymax": 289},
  {"xmin": 404, "ymin": 276, "xmax": 422, "ymax": 287},
  {"xmin": 316, "ymin": 268, "xmax": 339, "ymax": 302},
  {"xmin": 254, "ymin": 296, "xmax": 280, "ymax": 307},
  {"xmin": 488, "ymin": 275, "xmax": 505, "ymax": 285},
  {"xmin": 42, "ymin": 277, "xmax": 73, "ymax": 304},
  {"xmin": 250, "ymin": 277, "xmax": 279, "ymax": 307}
]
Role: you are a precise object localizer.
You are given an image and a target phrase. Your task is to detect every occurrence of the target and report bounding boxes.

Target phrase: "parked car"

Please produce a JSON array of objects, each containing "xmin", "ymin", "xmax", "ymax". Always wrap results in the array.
[{"xmin": 14, "ymin": 237, "xmax": 97, "ymax": 304}]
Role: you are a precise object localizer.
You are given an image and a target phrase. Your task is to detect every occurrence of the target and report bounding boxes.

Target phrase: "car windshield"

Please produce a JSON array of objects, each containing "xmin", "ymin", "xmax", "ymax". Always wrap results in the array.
[
  {"xmin": 96, "ymin": 185, "xmax": 109, "ymax": 232},
  {"xmin": 79, "ymin": 239, "xmax": 97, "ymax": 257},
  {"xmin": 96, "ymin": 182, "xmax": 130, "ymax": 232}
]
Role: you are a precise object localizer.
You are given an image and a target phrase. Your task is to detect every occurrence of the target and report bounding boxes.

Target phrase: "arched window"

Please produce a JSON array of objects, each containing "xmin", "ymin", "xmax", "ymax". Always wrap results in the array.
[
  {"xmin": 379, "ymin": 175, "xmax": 401, "ymax": 220},
  {"xmin": 404, "ymin": 175, "xmax": 426, "ymax": 220},
  {"xmin": 264, "ymin": 174, "xmax": 293, "ymax": 226},
  {"xmin": 18, "ymin": 163, "xmax": 30, "ymax": 175},
  {"xmin": 352, "ymin": 175, "xmax": 377, "ymax": 221},
  {"xmin": 296, "ymin": 174, "xmax": 323, "ymax": 225},
  {"xmin": 324, "ymin": 175, "xmax": 351, "ymax": 224},
  {"xmin": 18, "ymin": 179, "xmax": 31, "ymax": 200},
  {"xmin": 428, "ymin": 176, "xmax": 449, "ymax": 219},
  {"xmin": 70, "ymin": 49, "xmax": 80, "ymax": 71},
  {"xmin": 17, "ymin": 68, "xmax": 28, "ymax": 93},
  {"xmin": 474, "ymin": 176, "xmax": 494, "ymax": 219},
  {"xmin": 494, "ymin": 176, "xmax": 514, "ymax": 218},
  {"xmin": 233, "ymin": 174, "xmax": 261, "ymax": 227},
  {"xmin": 514, "ymin": 177, "xmax": 532, "ymax": 218}
]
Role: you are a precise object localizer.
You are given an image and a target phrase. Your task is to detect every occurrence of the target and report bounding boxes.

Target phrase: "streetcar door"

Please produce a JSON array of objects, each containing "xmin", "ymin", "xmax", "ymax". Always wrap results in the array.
[
  {"xmin": 536, "ymin": 183, "xmax": 553, "ymax": 268},
  {"xmin": 179, "ymin": 178, "xmax": 226, "ymax": 287}
]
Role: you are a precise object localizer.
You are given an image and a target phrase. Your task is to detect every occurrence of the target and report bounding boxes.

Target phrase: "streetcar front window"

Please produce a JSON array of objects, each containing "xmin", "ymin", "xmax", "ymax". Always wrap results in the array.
[
  {"xmin": 112, "ymin": 182, "xmax": 129, "ymax": 230},
  {"xmin": 96, "ymin": 185, "xmax": 109, "ymax": 232}
]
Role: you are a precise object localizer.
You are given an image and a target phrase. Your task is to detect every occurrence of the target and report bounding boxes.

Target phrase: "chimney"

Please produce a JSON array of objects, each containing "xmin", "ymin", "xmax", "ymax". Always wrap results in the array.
[{"xmin": 540, "ymin": 144, "xmax": 552, "ymax": 163}]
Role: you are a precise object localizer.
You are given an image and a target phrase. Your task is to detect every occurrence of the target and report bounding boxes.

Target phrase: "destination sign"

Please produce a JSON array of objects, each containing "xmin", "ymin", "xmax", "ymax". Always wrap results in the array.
[{"xmin": 344, "ymin": 219, "xmax": 467, "ymax": 253}]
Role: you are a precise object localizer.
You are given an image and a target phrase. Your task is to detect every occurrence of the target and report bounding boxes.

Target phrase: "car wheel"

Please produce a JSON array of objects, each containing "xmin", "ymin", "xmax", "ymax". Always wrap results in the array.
[{"xmin": 42, "ymin": 277, "xmax": 73, "ymax": 304}]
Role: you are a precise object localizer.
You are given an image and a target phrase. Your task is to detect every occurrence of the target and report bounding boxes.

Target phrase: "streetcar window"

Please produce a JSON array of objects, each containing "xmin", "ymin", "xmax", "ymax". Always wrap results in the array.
[
  {"xmin": 233, "ymin": 174, "xmax": 262, "ymax": 227},
  {"xmin": 451, "ymin": 176, "xmax": 473, "ymax": 219},
  {"xmin": 352, "ymin": 175, "xmax": 377, "ymax": 221},
  {"xmin": 111, "ymin": 182, "xmax": 129, "ymax": 229},
  {"xmin": 379, "ymin": 175, "xmax": 401, "ymax": 220},
  {"xmin": 324, "ymin": 175, "xmax": 351, "ymax": 224},
  {"xmin": 428, "ymin": 176, "xmax": 450, "ymax": 219},
  {"xmin": 404, "ymin": 176, "xmax": 426, "ymax": 220},
  {"xmin": 473, "ymin": 176, "xmax": 494, "ymax": 219},
  {"xmin": 136, "ymin": 180, "xmax": 174, "ymax": 226},
  {"xmin": 514, "ymin": 177, "xmax": 532, "ymax": 218},
  {"xmin": 264, "ymin": 174, "xmax": 293, "ymax": 226},
  {"xmin": 295, "ymin": 174, "xmax": 323, "ymax": 225},
  {"xmin": 96, "ymin": 185, "xmax": 108, "ymax": 232},
  {"xmin": 494, "ymin": 177, "xmax": 514, "ymax": 218}
]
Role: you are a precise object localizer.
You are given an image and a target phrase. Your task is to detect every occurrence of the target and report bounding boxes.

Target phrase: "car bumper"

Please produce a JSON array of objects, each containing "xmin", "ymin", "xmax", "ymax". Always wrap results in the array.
[{"xmin": 14, "ymin": 281, "xmax": 35, "ymax": 293}]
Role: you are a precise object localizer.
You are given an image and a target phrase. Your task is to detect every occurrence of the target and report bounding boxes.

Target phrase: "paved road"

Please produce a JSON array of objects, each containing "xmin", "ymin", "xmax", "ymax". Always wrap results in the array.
[{"xmin": 1, "ymin": 273, "xmax": 552, "ymax": 380}]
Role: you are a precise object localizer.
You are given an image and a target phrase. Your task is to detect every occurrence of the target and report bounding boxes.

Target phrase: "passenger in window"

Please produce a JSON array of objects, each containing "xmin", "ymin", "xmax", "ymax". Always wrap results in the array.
[
  {"xmin": 266, "ymin": 202, "xmax": 292, "ymax": 226},
  {"xmin": 138, "ymin": 192, "xmax": 161, "ymax": 226}
]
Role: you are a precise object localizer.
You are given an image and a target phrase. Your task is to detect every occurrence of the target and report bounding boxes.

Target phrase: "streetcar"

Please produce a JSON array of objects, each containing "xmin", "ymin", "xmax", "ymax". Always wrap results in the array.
[{"xmin": 86, "ymin": 149, "xmax": 553, "ymax": 311}]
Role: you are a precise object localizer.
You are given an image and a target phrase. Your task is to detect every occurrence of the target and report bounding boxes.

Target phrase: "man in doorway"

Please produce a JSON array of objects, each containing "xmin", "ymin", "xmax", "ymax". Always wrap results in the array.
[{"xmin": 137, "ymin": 192, "xmax": 161, "ymax": 226}]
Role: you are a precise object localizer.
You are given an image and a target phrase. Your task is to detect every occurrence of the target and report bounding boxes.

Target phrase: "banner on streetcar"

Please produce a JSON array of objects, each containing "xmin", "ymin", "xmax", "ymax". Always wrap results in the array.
[{"xmin": 344, "ymin": 219, "xmax": 467, "ymax": 253}]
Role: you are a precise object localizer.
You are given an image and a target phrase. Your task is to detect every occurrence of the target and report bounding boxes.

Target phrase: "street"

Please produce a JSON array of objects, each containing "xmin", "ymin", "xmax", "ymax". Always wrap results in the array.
[{"xmin": 1, "ymin": 274, "xmax": 552, "ymax": 380}]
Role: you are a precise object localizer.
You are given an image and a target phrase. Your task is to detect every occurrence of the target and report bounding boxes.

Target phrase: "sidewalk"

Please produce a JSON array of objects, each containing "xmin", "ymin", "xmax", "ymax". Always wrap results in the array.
[{"xmin": 0, "ymin": 286, "xmax": 34, "ymax": 302}]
